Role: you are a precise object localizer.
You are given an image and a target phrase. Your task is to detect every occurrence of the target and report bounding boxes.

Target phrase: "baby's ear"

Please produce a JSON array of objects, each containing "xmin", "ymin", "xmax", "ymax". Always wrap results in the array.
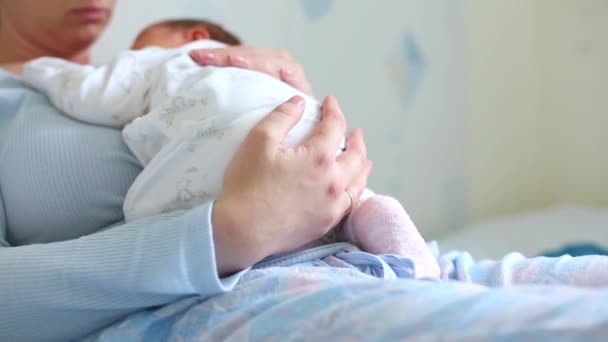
[{"xmin": 187, "ymin": 25, "xmax": 211, "ymax": 42}]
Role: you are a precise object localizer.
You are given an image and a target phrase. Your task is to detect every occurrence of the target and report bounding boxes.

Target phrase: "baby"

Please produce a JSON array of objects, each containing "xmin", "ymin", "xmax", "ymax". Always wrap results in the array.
[{"xmin": 22, "ymin": 19, "xmax": 439, "ymax": 278}]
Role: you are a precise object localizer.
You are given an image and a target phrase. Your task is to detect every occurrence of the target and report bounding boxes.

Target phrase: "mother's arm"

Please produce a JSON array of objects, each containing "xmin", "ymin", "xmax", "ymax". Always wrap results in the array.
[
  {"xmin": 0, "ymin": 194, "xmax": 240, "ymax": 341},
  {"xmin": 0, "ymin": 96, "xmax": 370, "ymax": 342}
]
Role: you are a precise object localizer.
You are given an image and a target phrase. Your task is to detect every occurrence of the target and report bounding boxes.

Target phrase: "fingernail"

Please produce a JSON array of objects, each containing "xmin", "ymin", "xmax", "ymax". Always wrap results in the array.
[
  {"xmin": 331, "ymin": 95, "xmax": 339, "ymax": 106},
  {"xmin": 289, "ymin": 95, "xmax": 305, "ymax": 107},
  {"xmin": 323, "ymin": 96, "xmax": 334, "ymax": 108},
  {"xmin": 228, "ymin": 55, "xmax": 247, "ymax": 67},
  {"xmin": 193, "ymin": 52, "xmax": 215, "ymax": 63},
  {"xmin": 280, "ymin": 68, "xmax": 293, "ymax": 80}
]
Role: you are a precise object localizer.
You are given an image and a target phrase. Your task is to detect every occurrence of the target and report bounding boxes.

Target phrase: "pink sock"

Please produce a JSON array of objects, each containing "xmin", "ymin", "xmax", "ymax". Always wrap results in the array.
[{"xmin": 340, "ymin": 195, "xmax": 440, "ymax": 279}]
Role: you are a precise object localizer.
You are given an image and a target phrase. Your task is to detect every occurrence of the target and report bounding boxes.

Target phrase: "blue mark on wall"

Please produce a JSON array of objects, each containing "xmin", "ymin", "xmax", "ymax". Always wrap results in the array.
[
  {"xmin": 402, "ymin": 32, "xmax": 426, "ymax": 102},
  {"xmin": 386, "ymin": 31, "xmax": 427, "ymax": 106},
  {"xmin": 300, "ymin": 0, "xmax": 335, "ymax": 21}
]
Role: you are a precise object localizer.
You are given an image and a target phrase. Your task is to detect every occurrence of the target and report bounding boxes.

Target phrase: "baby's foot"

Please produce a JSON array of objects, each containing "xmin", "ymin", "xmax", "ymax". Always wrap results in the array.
[{"xmin": 343, "ymin": 195, "xmax": 440, "ymax": 279}]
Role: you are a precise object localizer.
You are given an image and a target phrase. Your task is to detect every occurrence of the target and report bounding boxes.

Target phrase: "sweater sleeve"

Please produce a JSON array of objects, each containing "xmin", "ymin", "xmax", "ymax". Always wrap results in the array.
[
  {"xmin": 22, "ymin": 53, "xmax": 158, "ymax": 128},
  {"xmin": 0, "ymin": 198, "xmax": 245, "ymax": 342}
]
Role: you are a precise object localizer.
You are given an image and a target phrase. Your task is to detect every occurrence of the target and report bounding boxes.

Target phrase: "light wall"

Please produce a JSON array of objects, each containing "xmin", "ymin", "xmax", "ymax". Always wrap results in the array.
[
  {"xmin": 468, "ymin": 0, "xmax": 549, "ymax": 222},
  {"xmin": 468, "ymin": 0, "xmax": 608, "ymax": 225},
  {"xmin": 538, "ymin": 0, "xmax": 608, "ymax": 207}
]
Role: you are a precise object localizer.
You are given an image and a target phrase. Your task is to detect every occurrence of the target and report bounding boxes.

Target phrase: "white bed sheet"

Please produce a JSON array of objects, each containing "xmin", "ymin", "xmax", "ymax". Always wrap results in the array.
[{"xmin": 438, "ymin": 205, "xmax": 608, "ymax": 259}]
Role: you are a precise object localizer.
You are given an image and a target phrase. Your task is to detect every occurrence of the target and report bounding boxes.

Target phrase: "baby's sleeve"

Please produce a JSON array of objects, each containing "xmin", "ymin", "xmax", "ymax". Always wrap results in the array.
[{"xmin": 23, "ymin": 53, "xmax": 154, "ymax": 128}]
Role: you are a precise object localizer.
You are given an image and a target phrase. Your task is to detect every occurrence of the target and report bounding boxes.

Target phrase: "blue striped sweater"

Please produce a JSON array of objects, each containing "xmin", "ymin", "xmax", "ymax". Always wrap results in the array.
[{"xmin": 0, "ymin": 69, "xmax": 242, "ymax": 341}]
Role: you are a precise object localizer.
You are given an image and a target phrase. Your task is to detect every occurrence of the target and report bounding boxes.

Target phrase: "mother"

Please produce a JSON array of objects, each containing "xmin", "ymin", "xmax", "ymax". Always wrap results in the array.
[
  {"xmin": 0, "ymin": 0, "xmax": 371, "ymax": 340},
  {"xmin": 7, "ymin": 1, "xmax": 608, "ymax": 341}
]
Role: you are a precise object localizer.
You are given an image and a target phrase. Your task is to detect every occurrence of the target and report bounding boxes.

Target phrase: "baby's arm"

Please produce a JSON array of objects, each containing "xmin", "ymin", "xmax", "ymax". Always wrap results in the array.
[
  {"xmin": 22, "ymin": 52, "xmax": 156, "ymax": 127},
  {"xmin": 339, "ymin": 190, "xmax": 440, "ymax": 279}
]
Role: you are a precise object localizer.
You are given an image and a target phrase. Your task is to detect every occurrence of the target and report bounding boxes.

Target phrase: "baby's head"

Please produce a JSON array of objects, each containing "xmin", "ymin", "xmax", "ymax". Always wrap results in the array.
[{"xmin": 131, "ymin": 19, "xmax": 241, "ymax": 50}]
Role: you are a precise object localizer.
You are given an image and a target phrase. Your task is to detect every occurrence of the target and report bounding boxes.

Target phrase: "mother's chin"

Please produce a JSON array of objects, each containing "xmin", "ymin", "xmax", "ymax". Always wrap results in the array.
[
  {"xmin": 60, "ymin": 4, "xmax": 114, "ymax": 55},
  {"xmin": 0, "ymin": 0, "xmax": 116, "ymax": 64}
]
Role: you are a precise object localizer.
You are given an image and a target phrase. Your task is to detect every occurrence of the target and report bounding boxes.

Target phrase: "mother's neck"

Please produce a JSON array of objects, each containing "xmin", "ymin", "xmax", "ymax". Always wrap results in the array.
[{"xmin": 0, "ymin": 24, "xmax": 91, "ymax": 65}]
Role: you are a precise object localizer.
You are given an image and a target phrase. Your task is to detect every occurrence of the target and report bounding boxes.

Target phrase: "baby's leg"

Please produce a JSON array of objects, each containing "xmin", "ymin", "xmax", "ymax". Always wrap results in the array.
[{"xmin": 339, "ymin": 191, "xmax": 440, "ymax": 279}]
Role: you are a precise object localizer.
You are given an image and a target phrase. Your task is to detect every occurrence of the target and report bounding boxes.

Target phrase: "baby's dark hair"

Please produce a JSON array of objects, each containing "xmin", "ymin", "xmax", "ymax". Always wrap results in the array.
[{"xmin": 154, "ymin": 18, "xmax": 242, "ymax": 45}]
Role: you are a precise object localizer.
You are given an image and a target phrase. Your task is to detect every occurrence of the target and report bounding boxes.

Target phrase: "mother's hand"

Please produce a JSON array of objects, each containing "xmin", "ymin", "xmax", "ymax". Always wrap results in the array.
[
  {"xmin": 189, "ymin": 46, "xmax": 313, "ymax": 95},
  {"xmin": 212, "ymin": 96, "xmax": 372, "ymax": 275}
]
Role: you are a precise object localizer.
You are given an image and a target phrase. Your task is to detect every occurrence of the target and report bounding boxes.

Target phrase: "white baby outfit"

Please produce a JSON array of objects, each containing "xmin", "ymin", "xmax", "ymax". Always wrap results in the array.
[{"xmin": 23, "ymin": 40, "xmax": 439, "ymax": 278}]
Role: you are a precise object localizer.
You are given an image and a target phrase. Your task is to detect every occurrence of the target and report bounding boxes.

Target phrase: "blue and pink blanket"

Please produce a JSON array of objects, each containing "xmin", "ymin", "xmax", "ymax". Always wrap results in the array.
[{"xmin": 87, "ymin": 243, "xmax": 608, "ymax": 341}]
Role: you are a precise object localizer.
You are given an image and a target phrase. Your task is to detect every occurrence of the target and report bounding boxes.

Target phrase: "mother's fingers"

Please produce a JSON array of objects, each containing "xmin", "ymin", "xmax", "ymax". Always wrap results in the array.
[
  {"xmin": 305, "ymin": 96, "xmax": 347, "ymax": 155},
  {"xmin": 247, "ymin": 96, "xmax": 306, "ymax": 152},
  {"xmin": 280, "ymin": 66, "xmax": 313, "ymax": 96},
  {"xmin": 337, "ymin": 129, "xmax": 367, "ymax": 171},
  {"xmin": 189, "ymin": 47, "xmax": 251, "ymax": 68},
  {"xmin": 190, "ymin": 47, "xmax": 280, "ymax": 82},
  {"xmin": 339, "ymin": 159, "xmax": 373, "ymax": 215},
  {"xmin": 189, "ymin": 47, "xmax": 314, "ymax": 95},
  {"xmin": 336, "ymin": 129, "xmax": 369, "ymax": 209}
]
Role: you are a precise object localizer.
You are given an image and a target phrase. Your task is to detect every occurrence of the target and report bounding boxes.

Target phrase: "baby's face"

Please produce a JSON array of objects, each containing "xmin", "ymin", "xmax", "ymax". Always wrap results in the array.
[{"xmin": 131, "ymin": 25, "xmax": 190, "ymax": 50}]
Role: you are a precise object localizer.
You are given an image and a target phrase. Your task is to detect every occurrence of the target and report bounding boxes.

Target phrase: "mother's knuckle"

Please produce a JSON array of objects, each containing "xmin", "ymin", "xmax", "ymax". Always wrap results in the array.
[
  {"xmin": 328, "ymin": 109, "xmax": 345, "ymax": 127},
  {"xmin": 277, "ymin": 49, "xmax": 291, "ymax": 59},
  {"xmin": 251, "ymin": 126, "xmax": 272, "ymax": 141},
  {"xmin": 293, "ymin": 62, "xmax": 304, "ymax": 73},
  {"xmin": 337, "ymin": 117, "xmax": 347, "ymax": 130},
  {"xmin": 326, "ymin": 179, "xmax": 343, "ymax": 199},
  {"xmin": 273, "ymin": 104, "xmax": 289, "ymax": 116},
  {"xmin": 357, "ymin": 151, "xmax": 366, "ymax": 164},
  {"xmin": 315, "ymin": 152, "xmax": 333, "ymax": 169}
]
